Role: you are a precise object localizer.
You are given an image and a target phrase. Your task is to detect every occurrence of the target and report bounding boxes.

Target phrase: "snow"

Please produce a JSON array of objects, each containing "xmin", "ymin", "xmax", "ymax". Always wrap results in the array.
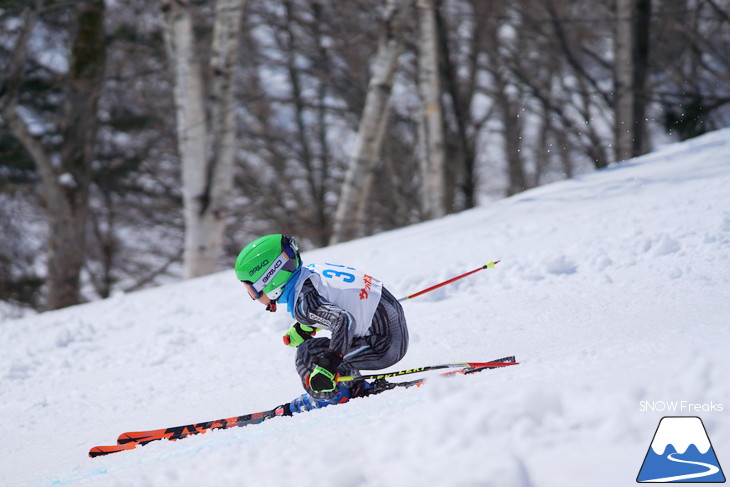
[
  {"xmin": 58, "ymin": 173, "xmax": 76, "ymax": 187},
  {"xmin": 2, "ymin": 129, "xmax": 730, "ymax": 486}
]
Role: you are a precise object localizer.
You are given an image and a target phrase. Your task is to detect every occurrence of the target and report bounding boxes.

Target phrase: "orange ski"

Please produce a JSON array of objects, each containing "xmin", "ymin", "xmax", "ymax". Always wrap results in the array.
[
  {"xmin": 89, "ymin": 442, "xmax": 139, "ymax": 458},
  {"xmin": 88, "ymin": 409, "xmax": 280, "ymax": 457},
  {"xmin": 89, "ymin": 355, "xmax": 517, "ymax": 458},
  {"xmin": 117, "ymin": 410, "xmax": 276, "ymax": 445}
]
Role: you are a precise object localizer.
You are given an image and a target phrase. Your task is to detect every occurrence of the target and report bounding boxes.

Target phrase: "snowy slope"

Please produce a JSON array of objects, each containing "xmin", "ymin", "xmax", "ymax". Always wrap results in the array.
[{"xmin": 1, "ymin": 130, "xmax": 729, "ymax": 487}]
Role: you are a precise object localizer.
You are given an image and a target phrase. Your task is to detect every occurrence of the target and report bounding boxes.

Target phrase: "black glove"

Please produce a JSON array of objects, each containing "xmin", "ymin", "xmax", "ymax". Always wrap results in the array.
[{"xmin": 308, "ymin": 351, "xmax": 343, "ymax": 393}]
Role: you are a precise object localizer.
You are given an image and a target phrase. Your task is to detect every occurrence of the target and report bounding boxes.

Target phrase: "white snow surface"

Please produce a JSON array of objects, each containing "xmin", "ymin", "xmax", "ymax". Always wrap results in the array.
[{"xmin": 2, "ymin": 130, "xmax": 730, "ymax": 487}]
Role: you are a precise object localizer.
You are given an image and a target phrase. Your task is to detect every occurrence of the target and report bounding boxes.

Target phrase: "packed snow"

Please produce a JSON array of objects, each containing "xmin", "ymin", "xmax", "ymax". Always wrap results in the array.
[{"xmin": 2, "ymin": 129, "xmax": 729, "ymax": 487}]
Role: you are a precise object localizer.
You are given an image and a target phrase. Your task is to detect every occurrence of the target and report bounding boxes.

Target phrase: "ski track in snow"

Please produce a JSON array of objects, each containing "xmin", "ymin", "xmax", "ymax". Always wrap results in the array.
[{"xmin": 1, "ymin": 130, "xmax": 730, "ymax": 487}]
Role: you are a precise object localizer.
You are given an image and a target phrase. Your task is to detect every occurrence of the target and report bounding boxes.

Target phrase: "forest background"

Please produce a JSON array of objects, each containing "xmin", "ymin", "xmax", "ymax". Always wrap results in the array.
[{"xmin": 1, "ymin": 0, "xmax": 728, "ymax": 316}]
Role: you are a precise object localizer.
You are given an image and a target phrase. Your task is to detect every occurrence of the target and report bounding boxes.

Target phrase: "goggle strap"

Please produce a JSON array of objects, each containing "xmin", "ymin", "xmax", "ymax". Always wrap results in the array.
[{"xmin": 250, "ymin": 251, "xmax": 291, "ymax": 294}]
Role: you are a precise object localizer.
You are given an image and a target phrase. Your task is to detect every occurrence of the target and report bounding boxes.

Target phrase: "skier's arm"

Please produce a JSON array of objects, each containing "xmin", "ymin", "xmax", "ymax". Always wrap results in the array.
[{"xmin": 293, "ymin": 280, "xmax": 355, "ymax": 356}]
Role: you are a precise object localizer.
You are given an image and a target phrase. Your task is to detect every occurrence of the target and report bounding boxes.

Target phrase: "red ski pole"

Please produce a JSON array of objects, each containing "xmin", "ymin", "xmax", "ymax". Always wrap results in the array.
[
  {"xmin": 305, "ymin": 260, "xmax": 500, "ymax": 337},
  {"xmin": 398, "ymin": 260, "xmax": 500, "ymax": 302}
]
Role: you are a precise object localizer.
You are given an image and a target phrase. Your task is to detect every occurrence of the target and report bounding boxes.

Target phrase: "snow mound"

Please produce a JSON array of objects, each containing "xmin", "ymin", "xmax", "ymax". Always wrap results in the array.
[{"xmin": 2, "ymin": 129, "xmax": 730, "ymax": 486}]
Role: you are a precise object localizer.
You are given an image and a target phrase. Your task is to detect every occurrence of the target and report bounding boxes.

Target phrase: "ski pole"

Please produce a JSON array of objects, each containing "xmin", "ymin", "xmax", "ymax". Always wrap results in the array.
[
  {"xmin": 337, "ymin": 356, "xmax": 517, "ymax": 382},
  {"xmin": 398, "ymin": 260, "xmax": 500, "ymax": 302},
  {"xmin": 307, "ymin": 260, "xmax": 499, "ymax": 335}
]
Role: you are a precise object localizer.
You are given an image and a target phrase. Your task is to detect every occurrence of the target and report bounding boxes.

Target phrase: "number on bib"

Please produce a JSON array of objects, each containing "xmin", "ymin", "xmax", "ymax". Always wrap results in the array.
[{"xmin": 321, "ymin": 268, "xmax": 356, "ymax": 283}]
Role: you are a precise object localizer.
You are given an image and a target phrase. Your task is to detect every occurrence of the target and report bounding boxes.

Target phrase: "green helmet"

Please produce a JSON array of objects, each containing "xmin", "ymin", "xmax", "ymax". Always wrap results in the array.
[{"xmin": 235, "ymin": 234, "xmax": 301, "ymax": 298}]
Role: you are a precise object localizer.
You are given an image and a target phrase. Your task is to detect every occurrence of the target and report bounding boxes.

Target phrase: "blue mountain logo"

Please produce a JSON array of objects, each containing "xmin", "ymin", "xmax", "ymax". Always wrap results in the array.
[{"xmin": 637, "ymin": 416, "xmax": 725, "ymax": 483}]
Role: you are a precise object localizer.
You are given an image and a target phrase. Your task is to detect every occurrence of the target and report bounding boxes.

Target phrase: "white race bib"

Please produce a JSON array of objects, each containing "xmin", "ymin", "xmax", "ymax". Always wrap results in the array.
[{"xmin": 303, "ymin": 263, "xmax": 383, "ymax": 336}]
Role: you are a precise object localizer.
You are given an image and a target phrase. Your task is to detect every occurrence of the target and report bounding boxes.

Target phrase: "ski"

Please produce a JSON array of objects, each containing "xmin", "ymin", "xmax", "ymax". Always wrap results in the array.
[
  {"xmin": 362, "ymin": 356, "xmax": 517, "ymax": 392},
  {"xmin": 117, "ymin": 408, "xmax": 280, "ymax": 447},
  {"xmin": 336, "ymin": 357, "xmax": 517, "ymax": 382},
  {"xmin": 89, "ymin": 355, "xmax": 517, "ymax": 458},
  {"xmin": 89, "ymin": 443, "xmax": 139, "ymax": 457}
]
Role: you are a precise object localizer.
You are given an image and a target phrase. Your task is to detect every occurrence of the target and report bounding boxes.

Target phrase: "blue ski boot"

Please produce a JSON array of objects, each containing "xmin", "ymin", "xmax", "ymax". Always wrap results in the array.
[{"xmin": 288, "ymin": 383, "xmax": 351, "ymax": 414}]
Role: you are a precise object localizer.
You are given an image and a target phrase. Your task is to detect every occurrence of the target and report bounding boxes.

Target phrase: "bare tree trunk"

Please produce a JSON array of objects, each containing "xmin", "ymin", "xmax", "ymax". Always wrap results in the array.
[
  {"xmin": 282, "ymin": 0, "xmax": 328, "ymax": 245},
  {"xmin": 614, "ymin": 0, "xmax": 634, "ymax": 162},
  {"xmin": 329, "ymin": 0, "xmax": 412, "ymax": 245},
  {"xmin": 632, "ymin": 0, "xmax": 651, "ymax": 157},
  {"xmin": 417, "ymin": 0, "xmax": 447, "ymax": 219},
  {"xmin": 1, "ymin": 0, "xmax": 106, "ymax": 309},
  {"xmin": 206, "ymin": 0, "xmax": 242, "ymax": 265},
  {"xmin": 535, "ymin": 100, "xmax": 551, "ymax": 186},
  {"xmin": 161, "ymin": 0, "xmax": 243, "ymax": 278},
  {"xmin": 86, "ymin": 189, "xmax": 116, "ymax": 299},
  {"xmin": 435, "ymin": 2, "xmax": 477, "ymax": 210},
  {"xmin": 311, "ymin": 0, "xmax": 333, "ymax": 245},
  {"xmin": 555, "ymin": 123, "xmax": 574, "ymax": 179},
  {"xmin": 354, "ymin": 96, "xmax": 393, "ymax": 230},
  {"xmin": 497, "ymin": 86, "xmax": 527, "ymax": 196},
  {"xmin": 49, "ymin": 0, "xmax": 106, "ymax": 308}
]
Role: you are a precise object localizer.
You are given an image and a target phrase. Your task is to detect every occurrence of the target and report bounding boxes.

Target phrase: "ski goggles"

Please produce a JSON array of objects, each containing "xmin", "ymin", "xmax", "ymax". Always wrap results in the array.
[{"xmin": 242, "ymin": 238, "xmax": 299, "ymax": 300}]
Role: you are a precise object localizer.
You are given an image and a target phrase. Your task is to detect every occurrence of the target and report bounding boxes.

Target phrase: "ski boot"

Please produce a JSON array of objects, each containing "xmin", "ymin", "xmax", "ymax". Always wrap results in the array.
[{"xmin": 278, "ymin": 383, "xmax": 351, "ymax": 416}]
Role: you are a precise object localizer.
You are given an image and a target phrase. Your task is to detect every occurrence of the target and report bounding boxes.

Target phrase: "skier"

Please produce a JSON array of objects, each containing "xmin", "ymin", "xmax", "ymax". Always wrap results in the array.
[{"xmin": 235, "ymin": 234, "xmax": 409, "ymax": 415}]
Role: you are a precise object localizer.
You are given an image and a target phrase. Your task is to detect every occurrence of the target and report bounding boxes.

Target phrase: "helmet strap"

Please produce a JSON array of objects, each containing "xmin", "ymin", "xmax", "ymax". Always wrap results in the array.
[{"xmin": 266, "ymin": 301, "xmax": 277, "ymax": 312}]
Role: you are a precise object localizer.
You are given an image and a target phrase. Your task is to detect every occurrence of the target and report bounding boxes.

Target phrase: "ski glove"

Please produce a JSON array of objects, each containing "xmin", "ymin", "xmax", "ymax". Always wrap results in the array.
[
  {"xmin": 283, "ymin": 322, "xmax": 316, "ymax": 347},
  {"xmin": 307, "ymin": 351, "xmax": 343, "ymax": 393}
]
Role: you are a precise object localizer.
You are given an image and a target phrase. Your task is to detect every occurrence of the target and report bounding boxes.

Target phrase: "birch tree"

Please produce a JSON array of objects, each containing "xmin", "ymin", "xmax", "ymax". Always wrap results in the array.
[
  {"xmin": 329, "ymin": 0, "xmax": 413, "ymax": 245},
  {"xmin": 417, "ymin": 0, "xmax": 447, "ymax": 219},
  {"xmin": 161, "ymin": 0, "xmax": 244, "ymax": 278}
]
